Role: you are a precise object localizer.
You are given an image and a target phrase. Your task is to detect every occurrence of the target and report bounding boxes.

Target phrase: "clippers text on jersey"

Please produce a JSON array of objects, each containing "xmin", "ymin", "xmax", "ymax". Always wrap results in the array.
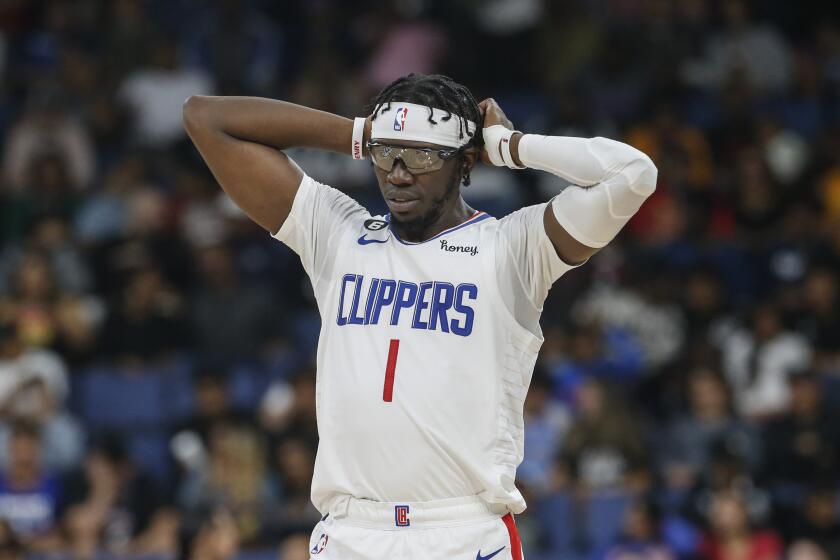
[{"xmin": 336, "ymin": 274, "xmax": 477, "ymax": 336}]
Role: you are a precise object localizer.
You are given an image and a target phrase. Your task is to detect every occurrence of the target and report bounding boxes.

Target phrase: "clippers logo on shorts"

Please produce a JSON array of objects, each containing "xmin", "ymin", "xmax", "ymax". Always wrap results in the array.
[
  {"xmin": 395, "ymin": 505, "xmax": 410, "ymax": 527},
  {"xmin": 311, "ymin": 533, "xmax": 328, "ymax": 555},
  {"xmin": 336, "ymin": 274, "xmax": 477, "ymax": 336},
  {"xmin": 394, "ymin": 107, "xmax": 408, "ymax": 131}
]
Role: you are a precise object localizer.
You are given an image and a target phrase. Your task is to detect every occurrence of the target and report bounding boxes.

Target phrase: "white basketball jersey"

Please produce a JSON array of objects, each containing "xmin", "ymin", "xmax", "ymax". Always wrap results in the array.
[{"xmin": 274, "ymin": 175, "xmax": 578, "ymax": 516}]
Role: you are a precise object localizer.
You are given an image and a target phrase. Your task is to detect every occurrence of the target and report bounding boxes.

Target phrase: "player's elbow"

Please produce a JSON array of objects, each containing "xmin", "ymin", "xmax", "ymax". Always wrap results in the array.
[
  {"xmin": 182, "ymin": 95, "xmax": 215, "ymax": 133},
  {"xmin": 629, "ymin": 153, "xmax": 658, "ymax": 198}
]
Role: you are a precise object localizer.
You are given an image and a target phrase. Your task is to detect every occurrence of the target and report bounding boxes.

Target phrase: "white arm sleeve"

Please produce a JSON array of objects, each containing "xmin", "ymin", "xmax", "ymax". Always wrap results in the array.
[
  {"xmin": 272, "ymin": 174, "xmax": 367, "ymax": 284},
  {"xmin": 518, "ymin": 135, "xmax": 658, "ymax": 248}
]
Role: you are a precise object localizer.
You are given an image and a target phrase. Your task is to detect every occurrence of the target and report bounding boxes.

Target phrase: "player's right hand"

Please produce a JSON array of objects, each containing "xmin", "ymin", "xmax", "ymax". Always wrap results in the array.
[{"xmin": 478, "ymin": 98, "xmax": 515, "ymax": 166}]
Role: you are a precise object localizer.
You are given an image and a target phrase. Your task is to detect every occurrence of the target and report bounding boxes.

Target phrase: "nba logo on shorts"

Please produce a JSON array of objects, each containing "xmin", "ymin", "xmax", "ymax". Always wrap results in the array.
[
  {"xmin": 395, "ymin": 505, "xmax": 410, "ymax": 527},
  {"xmin": 394, "ymin": 107, "xmax": 408, "ymax": 131},
  {"xmin": 311, "ymin": 533, "xmax": 328, "ymax": 554}
]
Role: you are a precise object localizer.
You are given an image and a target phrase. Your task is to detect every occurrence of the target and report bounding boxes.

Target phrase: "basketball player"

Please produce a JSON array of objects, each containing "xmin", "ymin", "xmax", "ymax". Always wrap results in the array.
[{"xmin": 183, "ymin": 74, "xmax": 657, "ymax": 560}]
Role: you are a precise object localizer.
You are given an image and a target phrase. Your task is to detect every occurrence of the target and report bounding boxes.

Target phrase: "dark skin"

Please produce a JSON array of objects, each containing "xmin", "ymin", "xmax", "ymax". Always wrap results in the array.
[{"xmin": 183, "ymin": 95, "xmax": 598, "ymax": 264}]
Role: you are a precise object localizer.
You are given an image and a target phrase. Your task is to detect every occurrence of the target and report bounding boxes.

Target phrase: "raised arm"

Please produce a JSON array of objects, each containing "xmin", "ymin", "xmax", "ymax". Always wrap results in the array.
[
  {"xmin": 480, "ymin": 99, "xmax": 657, "ymax": 265},
  {"xmin": 182, "ymin": 96, "xmax": 368, "ymax": 234}
]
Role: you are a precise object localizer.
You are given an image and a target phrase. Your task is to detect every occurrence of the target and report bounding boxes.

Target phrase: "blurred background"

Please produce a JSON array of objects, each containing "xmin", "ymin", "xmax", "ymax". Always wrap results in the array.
[{"xmin": 0, "ymin": 0, "xmax": 839, "ymax": 559}]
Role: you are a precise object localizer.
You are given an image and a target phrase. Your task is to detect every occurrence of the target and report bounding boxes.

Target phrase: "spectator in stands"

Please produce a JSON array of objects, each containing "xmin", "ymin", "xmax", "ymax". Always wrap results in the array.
[
  {"xmin": 0, "ymin": 520, "xmax": 24, "ymax": 560},
  {"xmin": 518, "ymin": 368, "xmax": 571, "ymax": 495},
  {"xmin": 260, "ymin": 368, "xmax": 318, "ymax": 445},
  {"xmin": 189, "ymin": 241, "xmax": 279, "ymax": 360},
  {"xmin": 659, "ymin": 366, "xmax": 760, "ymax": 498},
  {"xmin": 546, "ymin": 321, "xmax": 644, "ymax": 405},
  {"xmin": 599, "ymin": 499, "xmax": 675, "ymax": 560},
  {"xmin": 181, "ymin": 0, "xmax": 282, "ymax": 96},
  {"xmin": 763, "ymin": 372, "xmax": 839, "ymax": 496},
  {"xmin": 117, "ymin": 33, "xmax": 213, "ymax": 148},
  {"xmin": 0, "ymin": 244, "xmax": 98, "ymax": 368},
  {"xmin": 0, "ymin": 315, "xmax": 83, "ymax": 473},
  {"xmin": 797, "ymin": 267, "xmax": 840, "ymax": 371},
  {"xmin": 787, "ymin": 540, "xmax": 830, "ymax": 560},
  {"xmin": 680, "ymin": 0, "xmax": 792, "ymax": 93},
  {"xmin": 268, "ymin": 437, "xmax": 319, "ymax": 534},
  {"xmin": 716, "ymin": 304, "xmax": 812, "ymax": 419},
  {"xmin": 278, "ymin": 532, "xmax": 311, "ymax": 560},
  {"xmin": 0, "ymin": 421, "xmax": 62, "ymax": 552},
  {"xmin": 787, "ymin": 486, "xmax": 840, "ymax": 560},
  {"xmin": 559, "ymin": 380, "xmax": 648, "ymax": 493},
  {"xmin": 1, "ymin": 89, "xmax": 94, "ymax": 193},
  {"xmin": 62, "ymin": 436, "xmax": 177, "ymax": 558},
  {"xmin": 182, "ymin": 507, "xmax": 239, "ymax": 560},
  {"xmin": 680, "ymin": 268, "xmax": 730, "ymax": 354},
  {"xmin": 698, "ymin": 490, "xmax": 783, "ymax": 560},
  {"xmin": 98, "ymin": 263, "xmax": 190, "ymax": 364},
  {"xmin": 177, "ymin": 423, "xmax": 273, "ymax": 546},
  {"xmin": 174, "ymin": 368, "xmax": 253, "ymax": 447}
]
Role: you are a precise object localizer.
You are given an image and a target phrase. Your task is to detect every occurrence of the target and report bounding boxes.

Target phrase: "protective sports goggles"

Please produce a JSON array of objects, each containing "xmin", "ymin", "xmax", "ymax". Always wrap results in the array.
[{"xmin": 367, "ymin": 141, "xmax": 462, "ymax": 174}]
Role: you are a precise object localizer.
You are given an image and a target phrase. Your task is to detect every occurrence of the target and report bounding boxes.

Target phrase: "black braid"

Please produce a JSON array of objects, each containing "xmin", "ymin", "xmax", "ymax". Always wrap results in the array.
[{"xmin": 366, "ymin": 73, "xmax": 484, "ymax": 149}]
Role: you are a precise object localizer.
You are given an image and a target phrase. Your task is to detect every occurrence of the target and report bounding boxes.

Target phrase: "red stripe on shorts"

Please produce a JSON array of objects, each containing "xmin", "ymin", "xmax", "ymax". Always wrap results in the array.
[{"xmin": 502, "ymin": 513, "xmax": 523, "ymax": 560}]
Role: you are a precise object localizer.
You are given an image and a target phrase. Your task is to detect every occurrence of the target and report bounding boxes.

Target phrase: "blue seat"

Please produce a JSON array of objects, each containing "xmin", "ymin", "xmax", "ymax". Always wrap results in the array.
[
  {"xmin": 78, "ymin": 368, "xmax": 165, "ymax": 431},
  {"xmin": 533, "ymin": 492, "xmax": 575, "ymax": 555},
  {"xmin": 584, "ymin": 492, "xmax": 630, "ymax": 550},
  {"xmin": 155, "ymin": 361, "xmax": 196, "ymax": 423},
  {"xmin": 229, "ymin": 363, "xmax": 271, "ymax": 409},
  {"xmin": 234, "ymin": 549, "xmax": 279, "ymax": 560},
  {"xmin": 126, "ymin": 431, "xmax": 171, "ymax": 483}
]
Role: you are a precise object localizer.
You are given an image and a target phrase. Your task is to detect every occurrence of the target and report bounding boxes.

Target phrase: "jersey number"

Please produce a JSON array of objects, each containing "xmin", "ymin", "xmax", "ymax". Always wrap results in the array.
[{"xmin": 383, "ymin": 339, "xmax": 400, "ymax": 402}]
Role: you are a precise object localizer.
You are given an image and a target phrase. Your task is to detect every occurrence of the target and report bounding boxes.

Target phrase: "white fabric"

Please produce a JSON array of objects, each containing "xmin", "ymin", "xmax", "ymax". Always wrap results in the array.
[
  {"xmin": 118, "ymin": 68, "xmax": 213, "ymax": 146},
  {"xmin": 308, "ymin": 508, "xmax": 521, "ymax": 559},
  {"xmin": 500, "ymin": 132, "xmax": 525, "ymax": 169},
  {"xmin": 351, "ymin": 117, "xmax": 366, "ymax": 160},
  {"xmin": 717, "ymin": 327, "xmax": 812, "ymax": 417},
  {"xmin": 482, "ymin": 125, "xmax": 523, "ymax": 169},
  {"xmin": 0, "ymin": 349, "xmax": 69, "ymax": 407},
  {"xmin": 518, "ymin": 134, "xmax": 658, "ymax": 248},
  {"xmin": 274, "ymin": 175, "xmax": 579, "ymax": 516},
  {"xmin": 372, "ymin": 102, "xmax": 476, "ymax": 148}
]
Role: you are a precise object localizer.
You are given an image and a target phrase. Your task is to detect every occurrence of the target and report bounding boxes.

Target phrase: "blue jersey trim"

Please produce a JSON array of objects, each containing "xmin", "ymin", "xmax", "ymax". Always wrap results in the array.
[{"xmin": 388, "ymin": 211, "xmax": 492, "ymax": 245}]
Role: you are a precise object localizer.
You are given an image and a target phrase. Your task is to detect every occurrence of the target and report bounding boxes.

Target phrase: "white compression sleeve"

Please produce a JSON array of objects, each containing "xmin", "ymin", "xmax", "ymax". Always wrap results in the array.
[{"xmin": 518, "ymin": 134, "xmax": 658, "ymax": 248}]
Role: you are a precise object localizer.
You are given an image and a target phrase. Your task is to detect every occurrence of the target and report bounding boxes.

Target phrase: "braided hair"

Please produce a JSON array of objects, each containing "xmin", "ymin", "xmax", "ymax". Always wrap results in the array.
[{"xmin": 367, "ymin": 74, "xmax": 483, "ymax": 185}]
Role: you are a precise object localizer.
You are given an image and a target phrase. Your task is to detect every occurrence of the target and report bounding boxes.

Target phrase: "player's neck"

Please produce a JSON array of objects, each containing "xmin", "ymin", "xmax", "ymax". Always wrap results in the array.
[{"xmin": 395, "ymin": 197, "xmax": 476, "ymax": 243}]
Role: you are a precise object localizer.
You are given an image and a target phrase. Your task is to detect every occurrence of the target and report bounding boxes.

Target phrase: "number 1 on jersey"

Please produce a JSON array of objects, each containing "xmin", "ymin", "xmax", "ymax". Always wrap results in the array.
[{"xmin": 383, "ymin": 339, "xmax": 400, "ymax": 402}]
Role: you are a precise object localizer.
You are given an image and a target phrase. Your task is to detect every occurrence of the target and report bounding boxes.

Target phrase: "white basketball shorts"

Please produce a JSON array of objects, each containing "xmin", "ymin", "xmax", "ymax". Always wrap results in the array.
[{"xmin": 308, "ymin": 496, "xmax": 524, "ymax": 560}]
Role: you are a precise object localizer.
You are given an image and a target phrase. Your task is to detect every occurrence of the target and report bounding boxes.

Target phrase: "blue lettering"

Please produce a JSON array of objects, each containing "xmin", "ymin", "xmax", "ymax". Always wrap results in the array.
[
  {"xmin": 336, "ymin": 274, "xmax": 355, "ymax": 326},
  {"xmin": 429, "ymin": 282, "xmax": 455, "ymax": 333},
  {"xmin": 371, "ymin": 279, "xmax": 397, "ymax": 325},
  {"xmin": 363, "ymin": 278, "xmax": 381, "ymax": 324},
  {"xmin": 390, "ymin": 281, "xmax": 419, "ymax": 325},
  {"xmin": 411, "ymin": 282, "xmax": 433, "ymax": 329},
  {"xmin": 348, "ymin": 275, "xmax": 365, "ymax": 325},
  {"xmin": 337, "ymin": 275, "xmax": 476, "ymax": 336},
  {"xmin": 451, "ymin": 284, "xmax": 477, "ymax": 336}
]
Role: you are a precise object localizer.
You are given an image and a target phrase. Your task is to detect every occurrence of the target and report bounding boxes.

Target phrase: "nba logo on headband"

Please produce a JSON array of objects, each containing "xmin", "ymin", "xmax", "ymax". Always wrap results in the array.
[
  {"xmin": 373, "ymin": 102, "xmax": 476, "ymax": 148},
  {"xmin": 394, "ymin": 107, "xmax": 408, "ymax": 131}
]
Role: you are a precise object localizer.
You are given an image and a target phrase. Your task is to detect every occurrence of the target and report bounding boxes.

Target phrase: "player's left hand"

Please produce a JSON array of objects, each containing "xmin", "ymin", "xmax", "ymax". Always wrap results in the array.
[{"xmin": 478, "ymin": 98, "xmax": 515, "ymax": 166}]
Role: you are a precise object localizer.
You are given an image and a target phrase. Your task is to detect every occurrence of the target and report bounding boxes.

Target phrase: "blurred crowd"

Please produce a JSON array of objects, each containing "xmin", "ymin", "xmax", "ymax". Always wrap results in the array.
[{"xmin": 0, "ymin": 0, "xmax": 839, "ymax": 559}]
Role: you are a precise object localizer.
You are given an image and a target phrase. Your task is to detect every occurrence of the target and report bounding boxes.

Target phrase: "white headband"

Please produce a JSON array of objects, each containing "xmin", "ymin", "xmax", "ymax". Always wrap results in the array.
[{"xmin": 371, "ymin": 102, "xmax": 476, "ymax": 148}]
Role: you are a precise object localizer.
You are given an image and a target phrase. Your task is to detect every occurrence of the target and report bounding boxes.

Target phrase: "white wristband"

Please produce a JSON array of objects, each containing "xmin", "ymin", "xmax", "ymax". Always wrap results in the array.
[
  {"xmin": 351, "ymin": 117, "xmax": 366, "ymax": 160},
  {"xmin": 500, "ymin": 132, "xmax": 525, "ymax": 169},
  {"xmin": 482, "ymin": 125, "xmax": 525, "ymax": 169}
]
